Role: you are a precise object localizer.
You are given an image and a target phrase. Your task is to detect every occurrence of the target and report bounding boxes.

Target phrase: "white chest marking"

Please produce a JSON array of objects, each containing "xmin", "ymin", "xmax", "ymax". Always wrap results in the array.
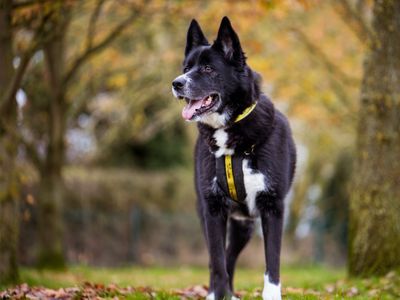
[
  {"xmin": 213, "ymin": 129, "xmax": 234, "ymax": 158},
  {"xmin": 262, "ymin": 274, "xmax": 281, "ymax": 300},
  {"xmin": 242, "ymin": 159, "xmax": 266, "ymax": 215},
  {"xmin": 200, "ymin": 112, "xmax": 227, "ymax": 128}
]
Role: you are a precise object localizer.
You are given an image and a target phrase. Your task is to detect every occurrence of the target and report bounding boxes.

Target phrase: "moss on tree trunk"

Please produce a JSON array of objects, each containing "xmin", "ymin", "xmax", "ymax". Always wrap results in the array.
[
  {"xmin": 36, "ymin": 174, "xmax": 65, "ymax": 269},
  {"xmin": 0, "ymin": 0, "xmax": 19, "ymax": 284},
  {"xmin": 349, "ymin": 0, "xmax": 400, "ymax": 276},
  {"xmin": 36, "ymin": 15, "xmax": 69, "ymax": 269}
]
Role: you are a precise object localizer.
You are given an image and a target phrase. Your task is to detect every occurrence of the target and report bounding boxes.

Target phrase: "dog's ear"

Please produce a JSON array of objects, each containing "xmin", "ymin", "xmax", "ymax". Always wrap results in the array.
[
  {"xmin": 185, "ymin": 19, "xmax": 209, "ymax": 56},
  {"xmin": 213, "ymin": 16, "xmax": 245, "ymax": 66}
]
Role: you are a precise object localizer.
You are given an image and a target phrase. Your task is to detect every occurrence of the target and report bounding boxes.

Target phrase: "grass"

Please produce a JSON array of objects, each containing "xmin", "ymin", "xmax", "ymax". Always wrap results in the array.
[
  {"xmin": 18, "ymin": 265, "xmax": 343, "ymax": 290},
  {"xmin": 2, "ymin": 265, "xmax": 400, "ymax": 299}
]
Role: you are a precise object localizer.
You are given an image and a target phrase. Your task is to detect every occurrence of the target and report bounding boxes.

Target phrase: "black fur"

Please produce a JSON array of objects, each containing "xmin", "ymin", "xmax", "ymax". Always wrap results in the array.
[{"xmin": 172, "ymin": 17, "xmax": 296, "ymax": 299}]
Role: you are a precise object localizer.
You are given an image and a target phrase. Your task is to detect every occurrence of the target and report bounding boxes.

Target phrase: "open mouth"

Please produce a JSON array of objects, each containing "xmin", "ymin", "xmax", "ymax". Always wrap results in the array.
[{"xmin": 181, "ymin": 93, "xmax": 220, "ymax": 120}]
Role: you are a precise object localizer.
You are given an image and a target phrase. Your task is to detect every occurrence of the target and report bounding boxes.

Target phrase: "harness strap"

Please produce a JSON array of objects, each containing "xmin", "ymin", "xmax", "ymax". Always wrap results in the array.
[
  {"xmin": 216, "ymin": 154, "xmax": 247, "ymax": 203},
  {"xmin": 214, "ymin": 102, "xmax": 258, "ymax": 202},
  {"xmin": 225, "ymin": 155, "xmax": 238, "ymax": 201}
]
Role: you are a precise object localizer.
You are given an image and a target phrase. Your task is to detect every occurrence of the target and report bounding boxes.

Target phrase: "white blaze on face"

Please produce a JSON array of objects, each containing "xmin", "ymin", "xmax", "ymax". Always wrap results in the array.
[
  {"xmin": 262, "ymin": 274, "xmax": 281, "ymax": 300},
  {"xmin": 175, "ymin": 73, "xmax": 192, "ymax": 84},
  {"xmin": 213, "ymin": 129, "xmax": 234, "ymax": 157}
]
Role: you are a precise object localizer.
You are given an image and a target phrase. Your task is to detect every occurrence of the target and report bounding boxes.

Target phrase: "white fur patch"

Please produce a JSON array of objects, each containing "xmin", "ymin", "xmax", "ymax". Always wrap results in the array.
[
  {"xmin": 175, "ymin": 73, "xmax": 192, "ymax": 83},
  {"xmin": 200, "ymin": 111, "xmax": 227, "ymax": 128},
  {"xmin": 211, "ymin": 176, "xmax": 219, "ymax": 194},
  {"xmin": 206, "ymin": 292, "xmax": 239, "ymax": 300},
  {"xmin": 230, "ymin": 211, "xmax": 253, "ymax": 221},
  {"xmin": 206, "ymin": 292, "xmax": 215, "ymax": 300},
  {"xmin": 172, "ymin": 73, "xmax": 193, "ymax": 99},
  {"xmin": 242, "ymin": 159, "xmax": 266, "ymax": 215},
  {"xmin": 213, "ymin": 129, "xmax": 234, "ymax": 157},
  {"xmin": 171, "ymin": 86, "xmax": 178, "ymax": 98},
  {"xmin": 262, "ymin": 274, "xmax": 281, "ymax": 300}
]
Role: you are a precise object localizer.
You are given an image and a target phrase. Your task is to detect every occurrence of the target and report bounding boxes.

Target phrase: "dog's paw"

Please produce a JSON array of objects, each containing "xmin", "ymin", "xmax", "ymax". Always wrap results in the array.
[
  {"xmin": 262, "ymin": 274, "xmax": 281, "ymax": 300},
  {"xmin": 205, "ymin": 292, "xmax": 240, "ymax": 300},
  {"xmin": 206, "ymin": 292, "xmax": 215, "ymax": 300}
]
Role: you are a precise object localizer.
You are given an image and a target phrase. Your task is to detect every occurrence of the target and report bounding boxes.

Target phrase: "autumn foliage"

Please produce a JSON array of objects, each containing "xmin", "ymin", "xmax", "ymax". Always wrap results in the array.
[{"xmin": 1, "ymin": 0, "xmax": 399, "ymax": 293}]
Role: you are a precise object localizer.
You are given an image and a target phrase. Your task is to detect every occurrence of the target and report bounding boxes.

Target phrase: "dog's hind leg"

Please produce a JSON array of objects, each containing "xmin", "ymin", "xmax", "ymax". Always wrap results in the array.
[{"xmin": 226, "ymin": 217, "xmax": 254, "ymax": 291}]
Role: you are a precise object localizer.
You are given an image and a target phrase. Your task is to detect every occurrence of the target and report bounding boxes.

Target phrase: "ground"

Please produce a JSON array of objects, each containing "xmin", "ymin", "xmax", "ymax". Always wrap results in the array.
[{"xmin": 1, "ymin": 265, "xmax": 399, "ymax": 299}]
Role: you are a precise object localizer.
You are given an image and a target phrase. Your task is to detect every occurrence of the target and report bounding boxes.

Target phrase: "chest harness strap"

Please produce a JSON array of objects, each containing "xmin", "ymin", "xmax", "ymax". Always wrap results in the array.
[
  {"xmin": 216, "ymin": 102, "xmax": 257, "ymax": 203},
  {"xmin": 225, "ymin": 155, "xmax": 238, "ymax": 201}
]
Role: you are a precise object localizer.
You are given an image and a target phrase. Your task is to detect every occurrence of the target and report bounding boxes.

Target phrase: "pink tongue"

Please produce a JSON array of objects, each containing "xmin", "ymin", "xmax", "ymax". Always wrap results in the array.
[{"xmin": 182, "ymin": 99, "xmax": 204, "ymax": 120}]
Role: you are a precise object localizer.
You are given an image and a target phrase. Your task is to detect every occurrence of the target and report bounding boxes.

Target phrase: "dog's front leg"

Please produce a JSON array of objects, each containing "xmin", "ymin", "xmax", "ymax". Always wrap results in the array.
[
  {"xmin": 258, "ymin": 192, "xmax": 283, "ymax": 300},
  {"xmin": 204, "ymin": 195, "xmax": 232, "ymax": 300}
]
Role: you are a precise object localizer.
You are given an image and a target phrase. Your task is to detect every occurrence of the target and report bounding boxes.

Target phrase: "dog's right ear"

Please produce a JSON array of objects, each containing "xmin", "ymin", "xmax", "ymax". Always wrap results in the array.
[{"xmin": 185, "ymin": 19, "xmax": 209, "ymax": 56}]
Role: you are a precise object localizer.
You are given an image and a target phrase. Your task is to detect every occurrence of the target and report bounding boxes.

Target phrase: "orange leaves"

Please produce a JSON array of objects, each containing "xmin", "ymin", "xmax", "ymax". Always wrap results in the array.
[{"xmin": 108, "ymin": 74, "xmax": 128, "ymax": 89}]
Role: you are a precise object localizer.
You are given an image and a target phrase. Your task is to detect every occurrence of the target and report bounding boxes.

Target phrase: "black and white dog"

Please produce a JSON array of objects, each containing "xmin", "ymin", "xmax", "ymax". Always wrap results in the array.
[{"xmin": 172, "ymin": 17, "xmax": 296, "ymax": 300}]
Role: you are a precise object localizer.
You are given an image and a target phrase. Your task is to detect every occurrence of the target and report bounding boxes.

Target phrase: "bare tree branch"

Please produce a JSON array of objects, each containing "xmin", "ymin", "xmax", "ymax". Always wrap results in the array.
[
  {"xmin": 11, "ymin": 0, "xmax": 51, "ymax": 10},
  {"xmin": 68, "ymin": 63, "xmax": 138, "ymax": 118},
  {"xmin": 332, "ymin": 0, "xmax": 373, "ymax": 45},
  {"xmin": 0, "ymin": 50, "xmax": 34, "ymax": 116},
  {"xmin": 0, "ymin": 8, "xmax": 56, "ymax": 116},
  {"xmin": 63, "ymin": 8, "xmax": 138, "ymax": 88},
  {"xmin": 85, "ymin": 0, "xmax": 106, "ymax": 50},
  {"xmin": 19, "ymin": 134, "xmax": 44, "ymax": 171},
  {"xmin": 356, "ymin": 0, "xmax": 366, "ymax": 14}
]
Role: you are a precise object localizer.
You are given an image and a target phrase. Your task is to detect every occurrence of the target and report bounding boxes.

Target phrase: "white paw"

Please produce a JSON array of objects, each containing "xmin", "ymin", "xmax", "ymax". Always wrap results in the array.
[
  {"xmin": 206, "ymin": 292, "xmax": 215, "ymax": 300},
  {"xmin": 262, "ymin": 274, "xmax": 281, "ymax": 300},
  {"xmin": 206, "ymin": 292, "xmax": 240, "ymax": 300}
]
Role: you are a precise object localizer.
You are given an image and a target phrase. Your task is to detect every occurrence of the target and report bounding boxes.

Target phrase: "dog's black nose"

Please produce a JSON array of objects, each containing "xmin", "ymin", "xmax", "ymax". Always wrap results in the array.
[{"xmin": 172, "ymin": 78, "xmax": 186, "ymax": 90}]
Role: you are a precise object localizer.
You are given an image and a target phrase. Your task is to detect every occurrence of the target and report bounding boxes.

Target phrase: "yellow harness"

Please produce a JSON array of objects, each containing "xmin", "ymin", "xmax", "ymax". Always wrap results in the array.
[{"xmin": 222, "ymin": 102, "xmax": 257, "ymax": 201}]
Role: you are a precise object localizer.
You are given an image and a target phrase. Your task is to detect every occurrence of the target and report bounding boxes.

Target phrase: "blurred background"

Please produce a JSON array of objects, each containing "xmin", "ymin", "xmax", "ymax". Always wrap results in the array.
[{"xmin": 1, "ymin": 0, "xmax": 390, "ymax": 282}]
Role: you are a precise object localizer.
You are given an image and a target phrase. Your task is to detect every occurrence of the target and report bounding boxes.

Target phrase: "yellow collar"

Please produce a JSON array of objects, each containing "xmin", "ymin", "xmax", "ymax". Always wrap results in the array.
[{"xmin": 234, "ymin": 102, "xmax": 257, "ymax": 123}]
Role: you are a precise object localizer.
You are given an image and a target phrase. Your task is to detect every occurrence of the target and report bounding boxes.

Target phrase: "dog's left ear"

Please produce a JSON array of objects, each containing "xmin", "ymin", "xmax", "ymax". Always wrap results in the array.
[{"xmin": 213, "ymin": 17, "xmax": 245, "ymax": 66}]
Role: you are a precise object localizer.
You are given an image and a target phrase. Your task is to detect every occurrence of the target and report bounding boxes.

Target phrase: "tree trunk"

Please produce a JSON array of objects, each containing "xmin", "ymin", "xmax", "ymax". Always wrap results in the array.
[
  {"xmin": 349, "ymin": 0, "xmax": 400, "ymax": 276},
  {"xmin": 0, "ymin": 0, "xmax": 19, "ymax": 284},
  {"xmin": 36, "ymin": 13, "xmax": 69, "ymax": 269}
]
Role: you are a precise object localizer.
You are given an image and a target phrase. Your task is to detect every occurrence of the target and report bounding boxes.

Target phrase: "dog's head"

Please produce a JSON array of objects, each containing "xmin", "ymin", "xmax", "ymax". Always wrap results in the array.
[{"xmin": 172, "ymin": 17, "xmax": 260, "ymax": 128}]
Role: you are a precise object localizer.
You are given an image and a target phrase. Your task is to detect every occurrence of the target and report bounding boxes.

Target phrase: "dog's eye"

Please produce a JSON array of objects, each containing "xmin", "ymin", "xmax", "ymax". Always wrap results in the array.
[
  {"xmin": 203, "ymin": 65, "xmax": 213, "ymax": 73},
  {"xmin": 183, "ymin": 67, "xmax": 190, "ymax": 73}
]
